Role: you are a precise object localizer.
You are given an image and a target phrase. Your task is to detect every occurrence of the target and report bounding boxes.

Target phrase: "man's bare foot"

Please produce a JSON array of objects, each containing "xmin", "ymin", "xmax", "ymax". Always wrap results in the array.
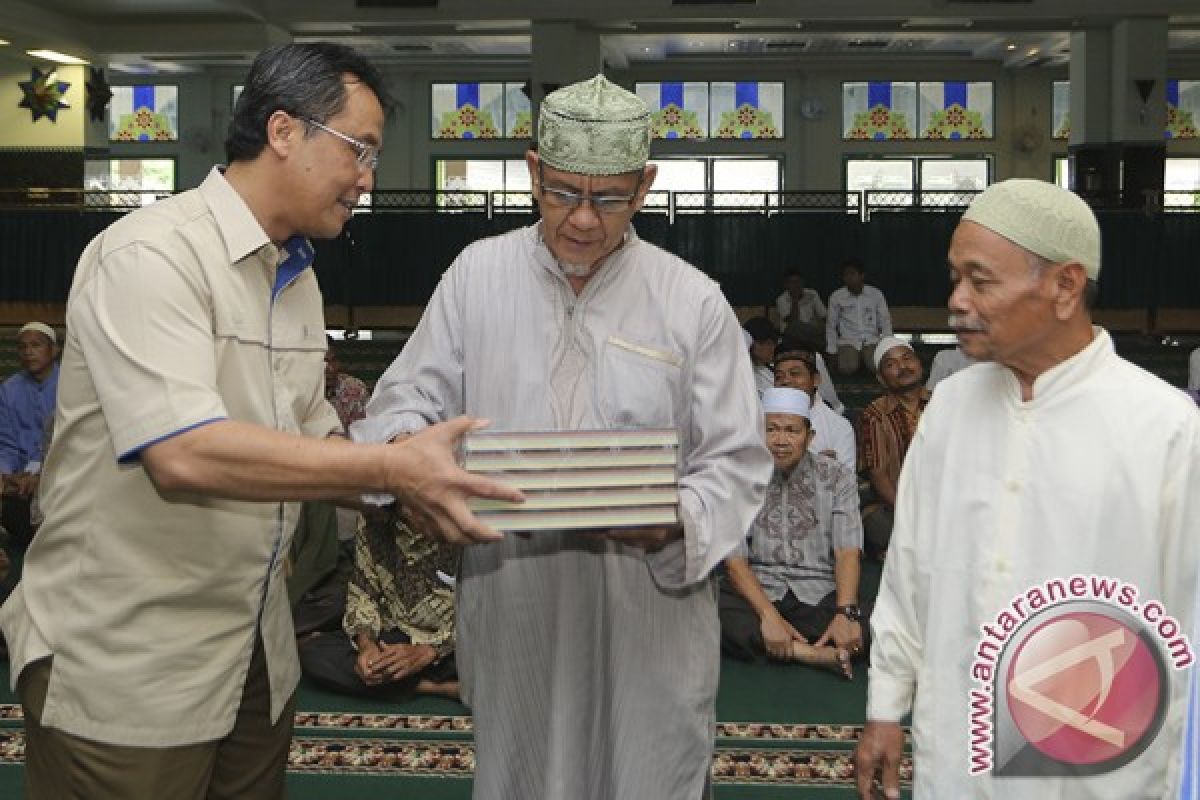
[
  {"xmin": 789, "ymin": 640, "xmax": 852, "ymax": 679},
  {"xmin": 415, "ymin": 679, "xmax": 460, "ymax": 699}
]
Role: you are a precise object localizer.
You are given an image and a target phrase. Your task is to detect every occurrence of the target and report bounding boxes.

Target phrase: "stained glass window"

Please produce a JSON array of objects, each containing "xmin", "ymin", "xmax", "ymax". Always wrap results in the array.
[
  {"xmin": 431, "ymin": 82, "xmax": 532, "ymax": 139},
  {"xmin": 636, "ymin": 82, "xmax": 708, "ymax": 140},
  {"xmin": 1052, "ymin": 81, "xmax": 1070, "ymax": 140},
  {"xmin": 1166, "ymin": 80, "xmax": 1199, "ymax": 140},
  {"xmin": 503, "ymin": 82, "xmax": 532, "ymax": 138},
  {"xmin": 842, "ymin": 82, "xmax": 917, "ymax": 140},
  {"xmin": 710, "ymin": 81, "xmax": 783, "ymax": 139},
  {"xmin": 918, "ymin": 81, "xmax": 993, "ymax": 140},
  {"xmin": 109, "ymin": 85, "xmax": 179, "ymax": 142},
  {"xmin": 431, "ymin": 82, "xmax": 501, "ymax": 139}
]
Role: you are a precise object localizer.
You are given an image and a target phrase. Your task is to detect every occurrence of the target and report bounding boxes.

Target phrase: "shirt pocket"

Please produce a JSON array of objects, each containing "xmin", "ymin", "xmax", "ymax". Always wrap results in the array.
[{"xmin": 596, "ymin": 335, "xmax": 683, "ymax": 429}]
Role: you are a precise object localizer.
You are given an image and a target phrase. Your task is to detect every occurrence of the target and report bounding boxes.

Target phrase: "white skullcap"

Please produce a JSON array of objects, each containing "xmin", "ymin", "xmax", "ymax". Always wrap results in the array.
[
  {"xmin": 742, "ymin": 329, "xmax": 753, "ymax": 351},
  {"xmin": 761, "ymin": 387, "xmax": 811, "ymax": 419},
  {"xmin": 18, "ymin": 322, "xmax": 56, "ymax": 344},
  {"xmin": 961, "ymin": 179, "xmax": 1101, "ymax": 280},
  {"xmin": 874, "ymin": 336, "xmax": 913, "ymax": 373}
]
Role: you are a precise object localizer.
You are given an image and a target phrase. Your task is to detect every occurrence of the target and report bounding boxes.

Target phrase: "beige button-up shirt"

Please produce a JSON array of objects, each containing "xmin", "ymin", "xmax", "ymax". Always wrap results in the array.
[{"xmin": 0, "ymin": 167, "xmax": 339, "ymax": 747}]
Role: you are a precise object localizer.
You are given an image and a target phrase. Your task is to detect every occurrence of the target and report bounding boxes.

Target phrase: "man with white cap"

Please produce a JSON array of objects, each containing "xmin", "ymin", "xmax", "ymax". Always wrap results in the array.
[
  {"xmin": 855, "ymin": 179, "xmax": 1199, "ymax": 798},
  {"xmin": 0, "ymin": 321, "xmax": 59, "ymax": 599},
  {"xmin": 719, "ymin": 387, "xmax": 865, "ymax": 679},
  {"xmin": 856, "ymin": 335, "xmax": 929, "ymax": 559},
  {"xmin": 355, "ymin": 74, "xmax": 770, "ymax": 799}
]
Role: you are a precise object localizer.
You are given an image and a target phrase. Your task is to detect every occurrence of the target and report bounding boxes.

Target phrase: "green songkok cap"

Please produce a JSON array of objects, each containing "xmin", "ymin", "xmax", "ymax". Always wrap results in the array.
[{"xmin": 537, "ymin": 74, "xmax": 652, "ymax": 176}]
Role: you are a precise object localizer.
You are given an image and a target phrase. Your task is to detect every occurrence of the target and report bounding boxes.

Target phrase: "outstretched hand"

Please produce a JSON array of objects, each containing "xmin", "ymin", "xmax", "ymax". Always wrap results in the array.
[{"xmin": 384, "ymin": 417, "xmax": 524, "ymax": 545}]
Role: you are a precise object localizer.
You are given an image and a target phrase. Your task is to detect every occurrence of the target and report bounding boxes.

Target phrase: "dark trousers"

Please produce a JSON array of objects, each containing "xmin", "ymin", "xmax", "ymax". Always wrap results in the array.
[
  {"xmin": 298, "ymin": 629, "xmax": 457, "ymax": 700},
  {"xmin": 718, "ymin": 581, "xmax": 871, "ymax": 663},
  {"xmin": 19, "ymin": 637, "xmax": 294, "ymax": 800}
]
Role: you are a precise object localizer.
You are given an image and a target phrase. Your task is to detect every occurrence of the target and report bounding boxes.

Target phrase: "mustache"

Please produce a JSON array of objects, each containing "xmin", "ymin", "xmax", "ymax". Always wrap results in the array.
[{"xmin": 947, "ymin": 313, "xmax": 987, "ymax": 332}]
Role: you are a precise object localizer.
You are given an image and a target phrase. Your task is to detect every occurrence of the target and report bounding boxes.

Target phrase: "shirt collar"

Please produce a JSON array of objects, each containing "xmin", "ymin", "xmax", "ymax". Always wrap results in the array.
[
  {"xmin": 1022, "ymin": 326, "xmax": 1112, "ymax": 403},
  {"xmin": 198, "ymin": 166, "xmax": 272, "ymax": 267},
  {"xmin": 878, "ymin": 387, "xmax": 932, "ymax": 415}
]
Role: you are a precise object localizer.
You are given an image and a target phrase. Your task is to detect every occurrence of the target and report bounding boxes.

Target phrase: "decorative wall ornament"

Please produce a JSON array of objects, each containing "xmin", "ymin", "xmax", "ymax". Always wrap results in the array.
[
  {"xmin": 85, "ymin": 68, "xmax": 113, "ymax": 123},
  {"xmin": 18, "ymin": 67, "xmax": 71, "ymax": 122}
]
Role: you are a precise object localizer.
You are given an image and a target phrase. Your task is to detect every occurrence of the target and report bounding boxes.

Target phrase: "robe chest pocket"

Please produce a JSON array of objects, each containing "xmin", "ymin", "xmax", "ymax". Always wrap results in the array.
[{"xmin": 597, "ymin": 335, "xmax": 682, "ymax": 428}]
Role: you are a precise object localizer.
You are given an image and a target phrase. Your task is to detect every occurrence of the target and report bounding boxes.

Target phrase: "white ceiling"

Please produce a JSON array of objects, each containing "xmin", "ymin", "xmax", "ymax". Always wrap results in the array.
[{"xmin": 1, "ymin": 0, "xmax": 1198, "ymax": 73}]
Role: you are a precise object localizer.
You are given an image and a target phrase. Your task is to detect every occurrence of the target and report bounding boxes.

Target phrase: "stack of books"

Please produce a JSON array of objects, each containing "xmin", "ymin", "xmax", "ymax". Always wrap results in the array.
[{"xmin": 465, "ymin": 429, "xmax": 680, "ymax": 532}]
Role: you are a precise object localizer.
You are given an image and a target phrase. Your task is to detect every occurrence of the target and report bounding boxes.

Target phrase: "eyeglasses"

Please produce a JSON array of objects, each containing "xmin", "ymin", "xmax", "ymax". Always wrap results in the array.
[
  {"xmin": 536, "ymin": 163, "xmax": 641, "ymax": 214},
  {"xmin": 302, "ymin": 117, "xmax": 380, "ymax": 170}
]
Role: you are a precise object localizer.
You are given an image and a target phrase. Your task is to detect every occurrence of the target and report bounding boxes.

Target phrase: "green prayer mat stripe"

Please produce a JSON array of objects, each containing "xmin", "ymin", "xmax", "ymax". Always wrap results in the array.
[{"xmin": 0, "ymin": 731, "xmax": 913, "ymax": 788}]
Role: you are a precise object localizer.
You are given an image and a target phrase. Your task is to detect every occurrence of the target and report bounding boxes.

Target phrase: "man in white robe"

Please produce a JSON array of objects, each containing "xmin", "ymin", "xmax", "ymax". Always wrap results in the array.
[
  {"xmin": 855, "ymin": 179, "xmax": 1200, "ymax": 799},
  {"xmin": 353, "ymin": 75, "xmax": 772, "ymax": 800}
]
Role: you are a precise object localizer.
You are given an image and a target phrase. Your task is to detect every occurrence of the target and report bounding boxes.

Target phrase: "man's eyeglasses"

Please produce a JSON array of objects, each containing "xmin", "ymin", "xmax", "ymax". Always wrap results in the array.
[
  {"xmin": 302, "ymin": 117, "xmax": 380, "ymax": 171},
  {"xmin": 536, "ymin": 163, "xmax": 642, "ymax": 214}
]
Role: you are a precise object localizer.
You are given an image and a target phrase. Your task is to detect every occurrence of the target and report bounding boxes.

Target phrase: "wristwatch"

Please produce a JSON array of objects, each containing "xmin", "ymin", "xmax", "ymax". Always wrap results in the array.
[{"xmin": 836, "ymin": 604, "xmax": 863, "ymax": 622}]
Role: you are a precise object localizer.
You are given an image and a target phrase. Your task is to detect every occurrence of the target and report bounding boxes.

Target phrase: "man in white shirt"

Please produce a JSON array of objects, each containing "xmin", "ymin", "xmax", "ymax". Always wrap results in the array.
[
  {"xmin": 743, "ymin": 316, "xmax": 779, "ymax": 396},
  {"xmin": 772, "ymin": 343, "xmax": 855, "ymax": 472},
  {"xmin": 774, "ymin": 270, "xmax": 827, "ymax": 345},
  {"xmin": 826, "ymin": 259, "xmax": 893, "ymax": 376},
  {"xmin": 855, "ymin": 179, "xmax": 1199, "ymax": 799},
  {"xmin": 925, "ymin": 344, "xmax": 977, "ymax": 390}
]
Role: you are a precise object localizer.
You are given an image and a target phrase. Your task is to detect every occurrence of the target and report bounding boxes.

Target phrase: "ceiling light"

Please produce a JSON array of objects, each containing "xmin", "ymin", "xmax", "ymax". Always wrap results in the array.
[
  {"xmin": 26, "ymin": 49, "xmax": 89, "ymax": 65},
  {"xmin": 0, "ymin": 39, "xmax": 9, "ymax": 46},
  {"xmin": 1028, "ymin": 47, "xmax": 1039, "ymax": 56},
  {"xmin": 1006, "ymin": 43, "xmax": 1017, "ymax": 51}
]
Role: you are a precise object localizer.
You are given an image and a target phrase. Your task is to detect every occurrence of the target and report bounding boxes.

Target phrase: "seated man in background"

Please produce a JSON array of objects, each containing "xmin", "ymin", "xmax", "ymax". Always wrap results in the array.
[
  {"xmin": 857, "ymin": 336, "xmax": 930, "ymax": 559},
  {"xmin": 826, "ymin": 258, "xmax": 892, "ymax": 376},
  {"xmin": 743, "ymin": 316, "xmax": 779, "ymax": 395},
  {"xmin": 0, "ymin": 322, "xmax": 59, "ymax": 601},
  {"xmin": 299, "ymin": 509, "xmax": 459, "ymax": 699},
  {"xmin": 773, "ymin": 270, "xmax": 826, "ymax": 345},
  {"xmin": 772, "ymin": 341, "xmax": 855, "ymax": 472},
  {"xmin": 719, "ymin": 388, "xmax": 866, "ymax": 679},
  {"xmin": 925, "ymin": 343, "xmax": 977, "ymax": 390},
  {"xmin": 1190, "ymin": 345, "xmax": 1199, "ymax": 391}
]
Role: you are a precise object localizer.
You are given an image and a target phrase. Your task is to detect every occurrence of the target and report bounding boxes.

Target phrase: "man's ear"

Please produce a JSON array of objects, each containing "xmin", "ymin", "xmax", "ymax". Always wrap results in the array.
[
  {"xmin": 525, "ymin": 150, "xmax": 541, "ymax": 198},
  {"xmin": 1053, "ymin": 261, "xmax": 1089, "ymax": 321},
  {"xmin": 265, "ymin": 110, "xmax": 298, "ymax": 159},
  {"xmin": 640, "ymin": 163, "xmax": 658, "ymax": 194}
]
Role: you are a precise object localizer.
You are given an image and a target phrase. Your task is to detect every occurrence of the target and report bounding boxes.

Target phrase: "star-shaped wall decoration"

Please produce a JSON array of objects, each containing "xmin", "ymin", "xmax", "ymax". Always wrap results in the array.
[
  {"xmin": 19, "ymin": 67, "xmax": 71, "ymax": 122},
  {"xmin": 86, "ymin": 67, "xmax": 113, "ymax": 123}
]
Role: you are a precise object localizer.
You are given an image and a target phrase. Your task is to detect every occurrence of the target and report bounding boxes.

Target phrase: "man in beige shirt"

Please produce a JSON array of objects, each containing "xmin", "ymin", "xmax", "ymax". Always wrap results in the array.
[{"xmin": 0, "ymin": 42, "xmax": 518, "ymax": 800}]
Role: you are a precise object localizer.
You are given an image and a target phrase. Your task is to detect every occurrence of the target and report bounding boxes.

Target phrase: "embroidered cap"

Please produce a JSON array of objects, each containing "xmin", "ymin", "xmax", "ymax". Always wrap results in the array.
[
  {"xmin": 961, "ymin": 179, "xmax": 1101, "ymax": 280},
  {"xmin": 537, "ymin": 75, "xmax": 652, "ymax": 176},
  {"xmin": 761, "ymin": 387, "xmax": 811, "ymax": 419}
]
